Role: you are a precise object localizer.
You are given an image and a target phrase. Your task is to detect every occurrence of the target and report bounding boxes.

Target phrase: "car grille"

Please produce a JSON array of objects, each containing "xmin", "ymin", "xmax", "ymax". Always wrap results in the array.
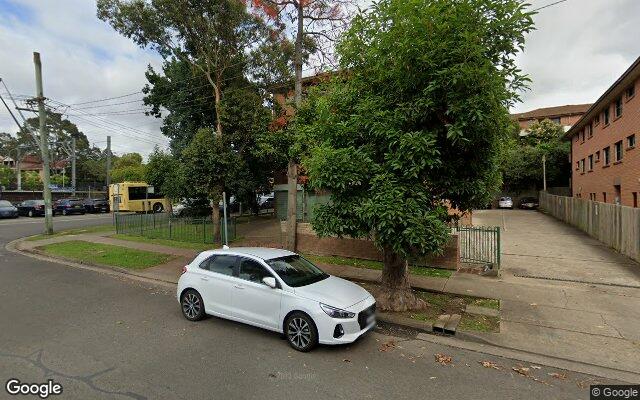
[{"xmin": 357, "ymin": 303, "xmax": 376, "ymax": 330}]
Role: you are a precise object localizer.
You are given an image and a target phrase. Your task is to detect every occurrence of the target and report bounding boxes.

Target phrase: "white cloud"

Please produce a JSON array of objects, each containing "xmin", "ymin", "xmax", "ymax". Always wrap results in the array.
[
  {"xmin": 513, "ymin": 0, "xmax": 640, "ymax": 112},
  {"xmin": 0, "ymin": 0, "xmax": 169, "ymax": 157}
]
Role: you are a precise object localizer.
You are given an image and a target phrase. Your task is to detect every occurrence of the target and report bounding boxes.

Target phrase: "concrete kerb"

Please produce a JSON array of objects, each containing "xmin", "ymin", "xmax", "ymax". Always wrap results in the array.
[{"xmin": 7, "ymin": 235, "xmax": 639, "ymax": 382}]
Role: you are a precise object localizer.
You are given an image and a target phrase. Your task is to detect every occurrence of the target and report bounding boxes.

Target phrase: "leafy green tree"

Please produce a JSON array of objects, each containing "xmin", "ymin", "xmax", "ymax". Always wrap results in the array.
[
  {"xmin": 295, "ymin": 0, "xmax": 534, "ymax": 311},
  {"xmin": 501, "ymin": 119, "xmax": 570, "ymax": 192},
  {"xmin": 146, "ymin": 148, "xmax": 185, "ymax": 207},
  {"xmin": 0, "ymin": 165, "xmax": 14, "ymax": 188},
  {"xmin": 21, "ymin": 171, "xmax": 42, "ymax": 191}
]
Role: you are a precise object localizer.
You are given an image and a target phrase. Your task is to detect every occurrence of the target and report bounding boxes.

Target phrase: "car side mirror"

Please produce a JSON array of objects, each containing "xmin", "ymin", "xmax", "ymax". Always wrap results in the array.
[{"xmin": 262, "ymin": 277, "xmax": 277, "ymax": 289}]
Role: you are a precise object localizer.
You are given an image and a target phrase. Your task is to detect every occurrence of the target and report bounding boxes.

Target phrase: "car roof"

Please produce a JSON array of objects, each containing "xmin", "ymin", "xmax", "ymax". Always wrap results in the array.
[{"xmin": 204, "ymin": 247, "xmax": 297, "ymax": 261}]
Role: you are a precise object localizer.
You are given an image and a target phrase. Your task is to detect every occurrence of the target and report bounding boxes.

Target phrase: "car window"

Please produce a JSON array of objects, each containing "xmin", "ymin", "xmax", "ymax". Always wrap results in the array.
[
  {"xmin": 266, "ymin": 255, "xmax": 329, "ymax": 287},
  {"xmin": 200, "ymin": 255, "xmax": 237, "ymax": 276},
  {"xmin": 0, "ymin": 200, "xmax": 12, "ymax": 207},
  {"xmin": 238, "ymin": 258, "xmax": 272, "ymax": 284}
]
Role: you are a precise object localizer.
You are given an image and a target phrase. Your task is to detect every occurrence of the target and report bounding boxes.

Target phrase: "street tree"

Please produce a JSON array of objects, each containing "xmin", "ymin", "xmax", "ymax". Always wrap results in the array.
[
  {"xmin": 295, "ymin": 0, "xmax": 534, "ymax": 311},
  {"xmin": 249, "ymin": 0, "xmax": 356, "ymax": 250},
  {"xmin": 110, "ymin": 152, "xmax": 146, "ymax": 183}
]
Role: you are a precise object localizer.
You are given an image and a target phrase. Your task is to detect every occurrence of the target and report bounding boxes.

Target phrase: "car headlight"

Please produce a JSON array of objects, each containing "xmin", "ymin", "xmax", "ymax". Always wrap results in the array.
[{"xmin": 320, "ymin": 303, "xmax": 355, "ymax": 319}]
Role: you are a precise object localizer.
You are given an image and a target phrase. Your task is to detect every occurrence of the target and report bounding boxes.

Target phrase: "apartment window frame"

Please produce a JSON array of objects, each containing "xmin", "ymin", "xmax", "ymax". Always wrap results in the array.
[
  {"xmin": 588, "ymin": 154, "xmax": 594, "ymax": 171},
  {"xmin": 626, "ymin": 84, "xmax": 636, "ymax": 101},
  {"xmin": 603, "ymin": 146, "xmax": 611, "ymax": 166},
  {"xmin": 580, "ymin": 130, "xmax": 585, "ymax": 143},
  {"xmin": 614, "ymin": 97, "xmax": 623, "ymax": 118},
  {"xmin": 579, "ymin": 159, "xmax": 585, "ymax": 174},
  {"xmin": 586, "ymin": 123, "xmax": 593, "ymax": 139},
  {"xmin": 595, "ymin": 150, "xmax": 600, "ymax": 163},
  {"xmin": 603, "ymin": 107, "xmax": 610, "ymax": 126},
  {"xmin": 627, "ymin": 134, "xmax": 636, "ymax": 149},
  {"xmin": 594, "ymin": 115, "xmax": 600, "ymax": 126},
  {"xmin": 614, "ymin": 140, "xmax": 623, "ymax": 162}
]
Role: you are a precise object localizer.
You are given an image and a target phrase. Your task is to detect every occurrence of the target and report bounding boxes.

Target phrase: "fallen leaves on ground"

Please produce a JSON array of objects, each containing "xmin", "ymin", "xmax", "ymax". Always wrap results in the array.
[
  {"xmin": 342, "ymin": 359, "xmax": 351, "ymax": 363},
  {"xmin": 479, "ymin": 361, "xmax": 501, "ymax": 370},
  {"xmin": 434, "ymin": 353, "xmax": 452, "ymax": 365},
  {"xmin": 512, "ymin": 365, "xmax": 550, "ymax": 385},
  {"xmin": 378, "ymin": 340, "xmax": 396, "ymax": 352},
  {"xmin": 548, "ymin": 372, "xmax": 567, "ymax": 380},
  {"xmin": 512, "ymin": 366, "xmax": 530, "ymax": 375}
]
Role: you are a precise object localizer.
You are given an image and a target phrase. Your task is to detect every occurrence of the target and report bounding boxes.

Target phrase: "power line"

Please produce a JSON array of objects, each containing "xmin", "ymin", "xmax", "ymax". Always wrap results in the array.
[{"xmin": 532, "ymin": 0, "xmax": 569, "ymax": 12}]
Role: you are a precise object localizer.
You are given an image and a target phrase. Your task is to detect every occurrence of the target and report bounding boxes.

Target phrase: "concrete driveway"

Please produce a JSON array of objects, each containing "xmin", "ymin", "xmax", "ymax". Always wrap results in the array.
[{"xmin": 473, "ymin": 209, "xmax": 640, "ymax": 287}]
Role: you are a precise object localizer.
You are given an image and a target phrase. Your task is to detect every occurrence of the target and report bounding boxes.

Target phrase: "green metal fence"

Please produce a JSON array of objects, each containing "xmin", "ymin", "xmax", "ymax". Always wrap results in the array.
[
  {"xmin": 114, "ymin": 212, "xmax": 236, "ymax": 245},
  {"xmin": 453, "ymin": 225, "xmax": 501, "ymax": 269}
]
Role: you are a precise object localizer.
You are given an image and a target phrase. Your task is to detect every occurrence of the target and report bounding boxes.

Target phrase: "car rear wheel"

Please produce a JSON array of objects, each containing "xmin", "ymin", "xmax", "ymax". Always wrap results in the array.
[
  {"xmin": 153, "ymin": 202, "xmax": 164, "ymax": 213},
  {"xmin": 285, "ymin": 312, "xmax": 318, "ymax": 352},
  {"xmin": 181, "ymin": 289, "xmax": 205, "ymax": 321}
]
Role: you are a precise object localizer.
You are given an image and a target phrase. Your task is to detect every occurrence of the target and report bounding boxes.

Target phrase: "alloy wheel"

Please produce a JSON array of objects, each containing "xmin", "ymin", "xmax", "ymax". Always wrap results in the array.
[
  {"xmin": 287, "ymin": 317, "xmax": 311, "ymax": 350},
  {"xmin": 182, "ymin": 293, "xmax": 201, "ymax": 320}
]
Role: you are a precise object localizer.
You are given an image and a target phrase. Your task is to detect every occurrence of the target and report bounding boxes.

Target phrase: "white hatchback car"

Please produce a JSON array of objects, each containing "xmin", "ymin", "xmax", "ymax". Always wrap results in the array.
[{"xmin": 177, "ymin": 247, "xmax": 376, "ymax": 351}]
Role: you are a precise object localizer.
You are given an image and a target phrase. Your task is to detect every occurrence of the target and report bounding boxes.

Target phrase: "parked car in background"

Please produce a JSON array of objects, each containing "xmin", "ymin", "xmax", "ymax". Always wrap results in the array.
[
  {"xmin": 53, "ymin": 198, "xmax": 86, "ymax": 216},
  {"xmin": 178, "ymin": 247, "xmax": 376, "ymax": 352},
  {"xmin": 519, "ymin": 197, "xmax": 539, "ymax": 210},
  {"xmin": 83, "ymin": 198, "xmax": 110, "ymax": 213},
  {"xmin": 17, "ymin": 200, "xmax": 46, "ymax": 217},
  {"xmin": 258, "ymin": 193, "xmax": 274, "ymax": 210},
  {"xmin": 0, "ymin": 200, "xmax": 19, "ymax": 218},
  {"xmin": 498, "ymin": 197, "xmax": 513, "ymax": 209},
  {"xmin": 173, "ymin": 198, "xmax": 212, "ymax": 218}
]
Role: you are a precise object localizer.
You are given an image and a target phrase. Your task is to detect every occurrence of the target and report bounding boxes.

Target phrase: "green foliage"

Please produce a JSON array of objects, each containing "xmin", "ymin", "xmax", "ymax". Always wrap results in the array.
[
  {"xmin": 500, "ymin": 119, "xmax": 570, "ymax": 192},
  {"xmin": 110, "ymin": 152, "xmax": 146, "ymax": 183},
  {"xmin": 0, "ymin": 165, "xmax": 14, "ymax": 188},
  {"xmin": 145, "ymin": 148, "xmax": 184, "ymax": 201},
  {"xmin": 296, "ymin": 0, "xmax": 534, "ymax": 259},
  {"xmin": 21, "ymin": 171, "xmax": 42, "ymax": 190}
]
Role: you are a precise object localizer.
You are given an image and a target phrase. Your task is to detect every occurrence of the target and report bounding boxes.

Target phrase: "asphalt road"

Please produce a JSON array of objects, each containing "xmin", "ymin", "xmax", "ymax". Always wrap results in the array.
[{"xmin": 0, "ymin": 215, "xmax": 611, "ymax": 399}]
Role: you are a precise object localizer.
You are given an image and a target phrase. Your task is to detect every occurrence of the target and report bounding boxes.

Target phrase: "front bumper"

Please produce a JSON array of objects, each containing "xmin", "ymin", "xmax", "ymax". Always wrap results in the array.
[
  {"xmin": 316, "ymin": 297, "xmax": 377, "ymax": 345},
  {"xmin": 0, "ymin": 211, "xmax": 18, "ymax": 218}
]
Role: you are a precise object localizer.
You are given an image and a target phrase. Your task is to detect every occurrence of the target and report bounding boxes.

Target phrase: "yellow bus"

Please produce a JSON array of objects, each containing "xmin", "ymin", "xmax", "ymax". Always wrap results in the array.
[{"xmin": 109, "ymin": 182, "xmax": 170, "ymax": 213}]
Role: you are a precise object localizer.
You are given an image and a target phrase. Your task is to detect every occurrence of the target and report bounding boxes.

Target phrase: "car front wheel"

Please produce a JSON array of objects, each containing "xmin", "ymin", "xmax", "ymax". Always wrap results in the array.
[
  {"xmin": 285, "ymin": 312, "xmax": 318, "ymax": 352},
  {"xmin": 181, "ymin": 289, "xmax": 205, "ymax": 321}
]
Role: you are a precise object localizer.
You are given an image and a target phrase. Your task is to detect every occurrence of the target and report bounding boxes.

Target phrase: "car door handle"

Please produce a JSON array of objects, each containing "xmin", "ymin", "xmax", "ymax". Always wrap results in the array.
[
  {"xmin": 200, "ymin": 276, "xmax": 209, "ymax": 281},
  {"xmin": 233, "ymin": 284, "xmax": 244, "ymax": 290}
]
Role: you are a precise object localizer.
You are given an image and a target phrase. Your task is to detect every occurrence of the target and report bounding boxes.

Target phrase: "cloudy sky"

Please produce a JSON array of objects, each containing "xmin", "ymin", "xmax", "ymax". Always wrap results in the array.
[{"xmin": 1, "ymin": 0, "xmax": 639, "ymax": 158}]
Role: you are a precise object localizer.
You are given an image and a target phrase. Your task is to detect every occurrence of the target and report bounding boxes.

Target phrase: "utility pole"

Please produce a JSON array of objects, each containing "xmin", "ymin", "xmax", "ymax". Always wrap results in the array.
[
  {"xmin": 106, "ymin": 136, "xmax": 111, "ymax": 189},
  {"xmin": 542, "ymin": 154, "xmax": 547, "ymax": 192},
  {"xmin": 16, "ymin": 147, "xmax": 22, "ymax": 190},
  {"xmin": 71, "ymin": 136, "xmax": 76, "ymax": 195},
  {"xmin": 33, "ymin": 52, "xmax": 53, "ymax": 234}
]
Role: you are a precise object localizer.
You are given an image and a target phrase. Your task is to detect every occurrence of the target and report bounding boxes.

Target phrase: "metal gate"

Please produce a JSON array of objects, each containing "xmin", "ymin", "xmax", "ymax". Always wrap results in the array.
[{"xmin": 453, "ymin": 226, "xmax": 501, "ymax": 269}]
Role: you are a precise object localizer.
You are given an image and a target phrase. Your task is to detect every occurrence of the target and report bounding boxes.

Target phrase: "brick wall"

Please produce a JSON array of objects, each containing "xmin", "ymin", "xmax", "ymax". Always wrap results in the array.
[
  {"xmin": 571, "ymin": 79, "xmax": 639, "ymax": 207},
  {"xmin": 282, "ymin": 222, "xmax": 460, "ymax": 270}
]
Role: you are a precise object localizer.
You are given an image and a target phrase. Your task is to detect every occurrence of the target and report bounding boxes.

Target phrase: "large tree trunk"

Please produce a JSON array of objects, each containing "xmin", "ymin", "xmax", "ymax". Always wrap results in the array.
[
  {"xmin": 376, "ymin": 246, "xmax": 426, "ymax": 311},
  {"xmin": 285, "ymin": 160, "xmax": 297, "ymax": 250}
]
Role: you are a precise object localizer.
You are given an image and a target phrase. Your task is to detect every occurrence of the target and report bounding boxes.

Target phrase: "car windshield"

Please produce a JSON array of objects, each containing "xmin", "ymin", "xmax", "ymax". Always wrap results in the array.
[
  {"xmin": 266, "ymin": 255, "xmax": 329, "ymax": 287},
  {"xmin": 0, "ymin": 200, "xmax": 13, "ymax": 207}
]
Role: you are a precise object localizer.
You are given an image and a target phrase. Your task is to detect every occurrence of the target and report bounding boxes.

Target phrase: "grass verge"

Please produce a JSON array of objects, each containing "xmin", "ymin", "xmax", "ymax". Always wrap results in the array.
[
  {"xmin": 303, "ymin": 254, "xmax": 453, "ymax": 279},
  {"xmin": 111, "ymin": 234, "xmax": 214, "ymax": 252},
  {"xmin": 37, "ymin": 240, "xmax": 172, "ymax": 269},
  {"xmin": 27, "ymin": 224, "xmax": 115, "ymax": 241}
]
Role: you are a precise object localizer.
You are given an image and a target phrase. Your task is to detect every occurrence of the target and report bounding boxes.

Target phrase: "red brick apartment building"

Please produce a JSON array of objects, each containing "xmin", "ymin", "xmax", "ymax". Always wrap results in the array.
[
  {"xmin": 513, "ymin": 103, "xmax": 591, "ymax": 130},
  {"xmin": 566, "ymin": 57, "xmax": 640, "ymax": 207}
]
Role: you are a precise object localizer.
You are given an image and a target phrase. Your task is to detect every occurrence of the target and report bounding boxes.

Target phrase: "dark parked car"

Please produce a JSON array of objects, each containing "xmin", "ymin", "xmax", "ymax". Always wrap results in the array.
[
  {"xmin": 17, "ymin": 199, "xmax": 46, "ymax": 217},
  {"xmin": 53, "ymin": 198, "xmax": 86, "ymax": 216},
  {"xmin": 519, "ymin": 197, "xmax": 539, "ymax": 210},
  {"xmin": 83, "ymin": 198, "xmax": 110, "ymax": 213},
  {"xmin": 0, "ymin": 200, "xmax": 19, "ymax": 218}
]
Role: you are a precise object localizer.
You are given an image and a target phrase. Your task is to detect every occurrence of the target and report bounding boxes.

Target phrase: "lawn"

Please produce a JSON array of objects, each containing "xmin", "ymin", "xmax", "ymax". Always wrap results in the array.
[
  {"xmin": 303, "ymin": 254, "xmax": 453, "ymax": 278},
  {"xmin": 112, "ymin": 234, "xmax": 214, "ymax": 251},
  {"xmin": 38, "ymin": 240, "xmax": 173, "ymax": 269},
  {"xmin": 27, "ymin": 224, "xmax": 115, "ymax": 241}
]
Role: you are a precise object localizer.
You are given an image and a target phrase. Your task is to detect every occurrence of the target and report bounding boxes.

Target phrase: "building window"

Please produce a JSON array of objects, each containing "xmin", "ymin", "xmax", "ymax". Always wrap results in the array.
[
  {"xmin": 575, "ymin": 161, "xmax": 580, "ymax": 170},
  {"xmin": 588, "ymin": 155, "xmax": 594, "ymax": 171},
  {"xmin": 594, "ymin": 115, "xmax": 600, "ymax": 126},
  {"xmin": 580, "ymin": 130, "xmax": 585, "ymax": 142},
  {"xmin": 603, "ymin": 192, "xmax": 607, "ymax": 203},
  {"xmin": 627, "ymin": 134, "xmax": 636, "ymax": 149},
  {"xmin": 627, "ymin": 84, "xmax": 636, "ymax": 100},
  {"xmin": 586, "ymin": 124, "xmax": 593, "ymax": 138},
  {"xmin": 615, "ymin": 97, "xmax": 623, "ymax": 118},
  {"xmin": 550, "ymin": 117, "xmax": 561, "ymax": 124},
  {"xmin": 604, "ymin": 108, "xmax": 610, "ymax": 125},
  {"xmin": 579, "ymin": 159, "xmax": 585, "ymax": 173},
  {"xmin": 634, "ymin": 192, "xmax": 638, "ymax": 208},
  {"xmin": 603, "ymin": 146, "xmax": 611, "ymax": 165},
  {"xmin": 614, "ymin": 140, "xmax": 623, "ymax": 162},
  {"xmin": 595, "ymin": 150, "xmax": 600, "ymax": 162}
]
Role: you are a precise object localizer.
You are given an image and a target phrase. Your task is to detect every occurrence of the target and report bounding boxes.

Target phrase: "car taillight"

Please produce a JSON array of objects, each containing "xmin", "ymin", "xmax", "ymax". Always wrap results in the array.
[{"xmin": 181, "ymin": 266, "xmax": 188, "ymax": 275}]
